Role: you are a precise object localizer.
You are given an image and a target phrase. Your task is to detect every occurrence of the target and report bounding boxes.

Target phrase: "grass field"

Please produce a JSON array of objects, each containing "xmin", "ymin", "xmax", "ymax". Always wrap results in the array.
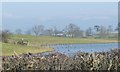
[
  {"xmin": 1, "ymin": 42, "xmax": 53, "ymax": 56},
  {"xmin": 11, "ymin": 34, "xmax": 118, "ymax": 45},
  {"xmin": 1, "ymin": 34, "xmax": 118, "ymax": 56}
]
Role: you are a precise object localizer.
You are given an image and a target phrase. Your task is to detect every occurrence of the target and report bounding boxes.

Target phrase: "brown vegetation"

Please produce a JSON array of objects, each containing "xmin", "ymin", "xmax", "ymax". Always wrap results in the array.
[{"xmin": 2, "ymin": 48, "xmax": 120, "ymax": 71}]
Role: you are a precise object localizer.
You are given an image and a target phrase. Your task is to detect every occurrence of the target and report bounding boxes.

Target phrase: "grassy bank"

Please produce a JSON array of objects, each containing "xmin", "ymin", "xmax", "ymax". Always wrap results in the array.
[
  {"xmin": 2, "ymin": 43, "xmax": 54, "ymax": 56},
  {"xmin": 11, "ymin": 34, "xmax": 118, "ymax": 45}
]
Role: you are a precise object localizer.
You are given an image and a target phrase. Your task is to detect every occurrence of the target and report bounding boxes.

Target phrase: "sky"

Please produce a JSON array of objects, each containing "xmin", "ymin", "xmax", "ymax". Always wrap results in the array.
[{"xmin": 1, "ymin": 2, "xmax": 118, "ymax": 33}]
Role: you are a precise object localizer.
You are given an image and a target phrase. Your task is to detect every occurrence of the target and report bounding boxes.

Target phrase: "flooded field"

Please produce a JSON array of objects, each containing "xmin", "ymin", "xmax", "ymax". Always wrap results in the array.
[{"xmin": 53, "ymin": 43, "xmax": 119, "ymax": 55}]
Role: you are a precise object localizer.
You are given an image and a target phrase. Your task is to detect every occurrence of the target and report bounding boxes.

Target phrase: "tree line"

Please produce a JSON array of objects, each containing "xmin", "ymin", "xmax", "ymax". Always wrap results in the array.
[
  {"xmin": 15, "ymin": 24, "xmax": 118, "ymax": 38},
  {"xmin": 0, "ymin": 23, "xmax": 119, "ymax": 43}
]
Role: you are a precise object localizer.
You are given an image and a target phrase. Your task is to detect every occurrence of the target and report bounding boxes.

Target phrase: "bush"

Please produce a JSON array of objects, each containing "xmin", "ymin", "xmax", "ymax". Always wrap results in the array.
[{"xmin": 0, "ymin": 30, "xmax": 11, "ymax": 43}]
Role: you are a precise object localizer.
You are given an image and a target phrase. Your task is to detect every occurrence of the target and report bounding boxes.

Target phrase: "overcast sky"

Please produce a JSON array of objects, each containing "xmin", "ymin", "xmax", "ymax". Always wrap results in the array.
[{"xmin": 2, "ymin": 2, "xmax": 118, "ymax": 32}]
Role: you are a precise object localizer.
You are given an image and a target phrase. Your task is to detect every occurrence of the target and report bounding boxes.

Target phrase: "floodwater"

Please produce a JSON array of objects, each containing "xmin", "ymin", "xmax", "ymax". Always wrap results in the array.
[{"xmin": 52, "ymin": 43, "xmax": 119, "ymax": 55}]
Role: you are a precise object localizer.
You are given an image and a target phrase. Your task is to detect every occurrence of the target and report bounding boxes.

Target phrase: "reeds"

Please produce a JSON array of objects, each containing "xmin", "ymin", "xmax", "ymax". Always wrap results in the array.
[{"xmin": 2, "ymin": 48, "xmax": 120, "ymax": 71}]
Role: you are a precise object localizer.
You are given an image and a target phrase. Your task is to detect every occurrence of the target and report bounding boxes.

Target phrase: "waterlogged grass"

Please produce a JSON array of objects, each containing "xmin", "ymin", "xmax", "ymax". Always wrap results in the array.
[
  {"xmin": 2, "ymin": 43, "xmax": 54, "ymax": 56},
  {"xmin": 2, "ymin": 34, "xmax": 117, "ymax": 56},
  {"xmin": 11, "ymin": 34, "xmax": 117, "ymax": 45}
]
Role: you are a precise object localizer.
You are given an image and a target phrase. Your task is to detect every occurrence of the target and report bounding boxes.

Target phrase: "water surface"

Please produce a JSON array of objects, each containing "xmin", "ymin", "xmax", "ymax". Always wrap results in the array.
[{"xmin": 52, "ymin": 43, "xmax": 118, "ymax": 55}]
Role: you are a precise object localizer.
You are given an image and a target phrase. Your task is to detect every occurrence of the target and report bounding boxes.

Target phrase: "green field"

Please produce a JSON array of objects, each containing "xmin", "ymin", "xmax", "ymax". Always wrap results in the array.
[
  {"xmin": 1, "ymin": 42, "xmax": 53, "ymax": 56},
  {"xmin": 11, "ymin": 34, "xmax": 117, "ymax": 45},
  {"xmin": 1, "ymin": 34, "xmax": 118, "ymax": 56}
]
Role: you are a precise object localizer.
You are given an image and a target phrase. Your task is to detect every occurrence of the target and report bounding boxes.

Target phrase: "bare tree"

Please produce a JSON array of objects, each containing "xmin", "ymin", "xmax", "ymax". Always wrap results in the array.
[
  {"xmin": 99, "ymin": 25, "xmax": 108, "ymax": 38},
  {"xmin": 32, "ymin": 25, "xmax": 44, "ymax": 36},
  {"xmin": 107, "ymin": 25, "xmax": 113, "ymax": 33},
  {"xmin": 94, "ymin": 25, "xmax": 108, "ymax": 38},
  {"xmin": 53, "ymin": 26, "xmax": 58, "ymax": 35},
  {"xmin": 86, "ymin": 27, "xmax": 93, "ymax": 37},
  {"xmin": 65, "ymin": 24, "xmax": 80, "ymax": 38},
  {"xmin": 43, "ymin": 29, "xmax": 54, "ymax": 36},
  {"xmin": 94, "ymin": 25, "xmax": 100, "ymax": 32}
]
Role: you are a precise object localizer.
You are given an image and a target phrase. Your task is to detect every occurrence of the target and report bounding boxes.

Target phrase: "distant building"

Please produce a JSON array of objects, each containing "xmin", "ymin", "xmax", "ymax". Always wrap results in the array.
[
  {"xmin": 65, "ymin": 34, "xmax": 73, "ymax": 37},
  {"xmin": 52, "ymin": 33, "xmax": 65, "ymax": 37},
  {"xmin": 52, "ymin": 31, "xmax": 65, "ymax": 37}
]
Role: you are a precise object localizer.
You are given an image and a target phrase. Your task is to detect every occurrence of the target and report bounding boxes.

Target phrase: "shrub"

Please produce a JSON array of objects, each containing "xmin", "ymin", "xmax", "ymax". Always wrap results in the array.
[{"xmin": 0, "ymin": 30, "xmax": 11, "ymax": 43}]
